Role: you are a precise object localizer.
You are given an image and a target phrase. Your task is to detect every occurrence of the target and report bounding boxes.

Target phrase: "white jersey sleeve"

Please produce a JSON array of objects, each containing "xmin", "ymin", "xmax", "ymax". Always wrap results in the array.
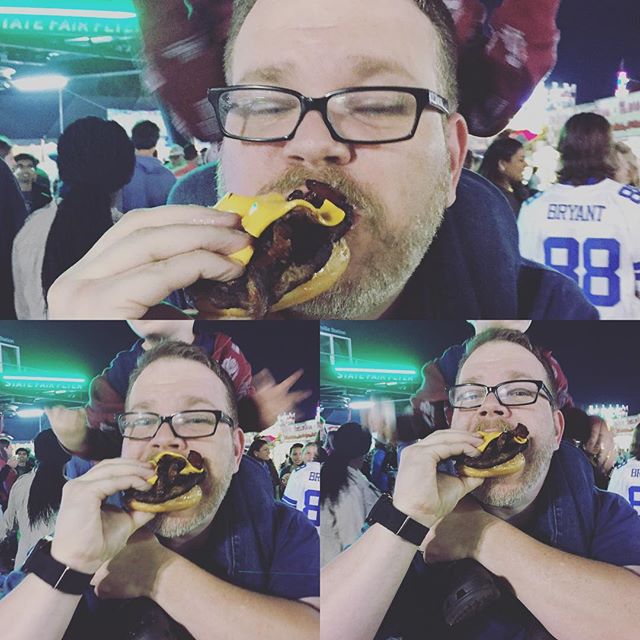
[
  {"xmin": 608, "ymin": 459, "xmax": 640, "ymax": 516},
  {"xmin": 283, "ymin": 462, "xmax": 321, "ymax": 527},
  {"xmin": 517, "ymin": 180, "xmax": 640, "ymax": 318}
]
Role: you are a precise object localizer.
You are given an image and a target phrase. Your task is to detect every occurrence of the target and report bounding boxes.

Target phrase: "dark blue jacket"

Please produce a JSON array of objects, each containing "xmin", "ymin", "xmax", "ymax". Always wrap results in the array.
[
  {"xmin": 121, "ymin": 155, "xmax": 176, "ymax": 213},
  {"xmin": 378, "ymin": 442, "xmax": 640, "ymax": 639},
  {"xmin": 394, "ymin": 170, "xmax": 598, "ymax": 319}
]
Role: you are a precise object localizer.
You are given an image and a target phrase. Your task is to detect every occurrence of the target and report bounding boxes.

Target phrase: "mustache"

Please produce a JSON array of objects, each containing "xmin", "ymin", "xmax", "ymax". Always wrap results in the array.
[
  {"xmin": 257, "ymin": 166, "xmax": 383, "ymax": 215},
  {"xmin": 473, "ymin": 418, "xmax": 517, "ymax": 433}
]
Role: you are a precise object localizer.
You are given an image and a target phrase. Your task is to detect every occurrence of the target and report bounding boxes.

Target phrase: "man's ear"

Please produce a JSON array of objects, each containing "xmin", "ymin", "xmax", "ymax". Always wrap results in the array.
[
  {"xmin": 444, "ymin": 112, "xmax": 469, "ymax": 207},
  {"xmin": 553, "ymin": 409, "xmax": 565, "ymax": 449},
  {"xmin": 232, "ymin": 427, "xmax": 245, "ymax": 471}
]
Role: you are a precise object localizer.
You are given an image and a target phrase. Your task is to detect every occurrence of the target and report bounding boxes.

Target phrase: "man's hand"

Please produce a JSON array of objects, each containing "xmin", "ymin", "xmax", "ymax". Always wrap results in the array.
[
  {"xmin": 44, "ymin": 405, "xmax": 89, "ymax": 455},
  {"xmin": 92, "ymin": 528, "xmax": 174, "ymax": 600},
  {"xmin": 47, "ymin": 205, "xmax": 250, "ymax": 319},
  {"xmin": 422, "ymin": 496, "xmax": 498, "ymax": 563},
  {"xmin": 252, "ymin": 369, "xmax": 312, "ymax": 428},
  {"xmin": 393, "ymin": 430, "xmax": 485, "ymax": 528},
  {"xmin": 51, "ymin": 458, "xmax": 156, "ymax": 574}
]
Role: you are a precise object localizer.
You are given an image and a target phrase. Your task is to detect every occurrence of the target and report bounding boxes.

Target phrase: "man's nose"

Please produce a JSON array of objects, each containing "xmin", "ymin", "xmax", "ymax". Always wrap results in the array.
[
  {"xmin": 283, "ymin": 110, "xmax": 353, "ymax": 167},
  {"xmin": 477, "ymin": 390, "xmax": 510, "ymax": 418},
  {"xmin": 148, "ymin": 420, "xmax": 188, "ymax": 451}
]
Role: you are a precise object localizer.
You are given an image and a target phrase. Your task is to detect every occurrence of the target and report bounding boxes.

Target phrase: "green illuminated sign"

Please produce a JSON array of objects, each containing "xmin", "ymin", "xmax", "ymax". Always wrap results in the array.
[
  {"xmin": 1, "ymin": 373, "xmax": 87, "ymax": 391},
  {"xmin": 333, "ymin": 366, "xmax": 418, "ymax": 384},
  {"xmin": 0, "ymin": 1, "xmax": 139, "ymax": 37}
]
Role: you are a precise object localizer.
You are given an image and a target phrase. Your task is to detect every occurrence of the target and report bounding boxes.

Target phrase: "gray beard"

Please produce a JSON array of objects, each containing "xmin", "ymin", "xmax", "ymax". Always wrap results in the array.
[
  {"xmin": 216, "ymin": 160, "xmax": 450, "ymax": 320},
  {"xmin": 150, "ymin": 458, "xmax": 234, "ymax": 539}
]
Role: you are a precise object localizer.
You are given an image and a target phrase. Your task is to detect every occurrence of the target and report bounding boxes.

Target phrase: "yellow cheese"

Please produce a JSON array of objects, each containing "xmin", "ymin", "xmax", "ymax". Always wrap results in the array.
[
  {"xmin": 475, "ymin": 431, "xmax": 502, "ymax": 453},
  {"xmin": 145, "ymin": 451, "xmax": 204, "ymax": 485},
  {"xmin": 215, "ymin": 192, "xmax": 347, "ymax": 266},
  {"xmin": 514, "ymin": 436, "xmax": 527, "ymax": 444}
]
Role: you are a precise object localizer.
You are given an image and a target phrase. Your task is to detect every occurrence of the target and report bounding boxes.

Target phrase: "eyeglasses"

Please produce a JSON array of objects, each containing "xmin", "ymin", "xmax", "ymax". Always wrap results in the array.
[
  {"xmin": 117, "ymin": 410, "xmax": 235, "ymax": 440},
  {"xmin": 448, "ymin": 380, "xmax": 554, "ymax": 409},
  {"xmin": 207, "ymin": 85, "xmax": 450, "ymax": 144}
]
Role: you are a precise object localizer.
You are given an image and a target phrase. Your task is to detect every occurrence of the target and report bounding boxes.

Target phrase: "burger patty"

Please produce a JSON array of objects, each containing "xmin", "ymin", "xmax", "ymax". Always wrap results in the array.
[
  {"xmin": 185, "ymin": 180, "xmax": 354, "ymax": 318},
  {"xmin": 460, "ymin": 423, "xmax": 529, "ymax": 469},
  {"xmin": 125, "ymin": 451, "xmax": 205, "ymax": 505}
]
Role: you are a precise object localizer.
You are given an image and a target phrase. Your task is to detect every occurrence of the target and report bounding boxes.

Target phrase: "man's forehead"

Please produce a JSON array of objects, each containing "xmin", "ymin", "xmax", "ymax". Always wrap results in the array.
[
  {"xmin": 459, "ymin": 341, "xmax": 548, "ymax": 383},
  {"xmin": 232, "ymin": 0, "xmax": 440, "ymax": 88},
  {"xmin": 128, "ymin": 358, "xmax": 227, "ymax": 405}
]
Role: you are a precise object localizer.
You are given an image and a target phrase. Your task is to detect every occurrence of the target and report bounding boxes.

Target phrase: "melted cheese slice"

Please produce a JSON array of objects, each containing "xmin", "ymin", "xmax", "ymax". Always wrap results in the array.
[
  {"xmin": 475, "ymin": 430, "xmax": 527, "ymax": 453},
  {"xmin": 215, "ymin": 192, "xmax": 347, "ymax": 265},
  {"xmin": 145, "ymin": 451, "xmax": 204, "ymax": 486}
]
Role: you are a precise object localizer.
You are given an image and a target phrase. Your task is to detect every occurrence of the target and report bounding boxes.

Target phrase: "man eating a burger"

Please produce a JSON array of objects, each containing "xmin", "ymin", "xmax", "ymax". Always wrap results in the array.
[
  {"xmin": 0, "ymin": 342, "xmax": 319, "ymax": 639},
  {"xmin": 45, "ymin": 0, "xmax": 595, "ymax": 320},
  {"xmin": 321, "ymin": 329, "xmax": 640, "ymax": 640}
]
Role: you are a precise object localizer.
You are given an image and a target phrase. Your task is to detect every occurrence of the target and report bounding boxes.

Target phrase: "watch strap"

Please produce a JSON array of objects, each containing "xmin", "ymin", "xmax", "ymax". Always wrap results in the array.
[
  {"xmin": 22, "ymin": 537, "xmax": 94, "ymax": 595},
  {"xmin": 366, "ymin": 494, "xmax": 429, "ymax": 546}
]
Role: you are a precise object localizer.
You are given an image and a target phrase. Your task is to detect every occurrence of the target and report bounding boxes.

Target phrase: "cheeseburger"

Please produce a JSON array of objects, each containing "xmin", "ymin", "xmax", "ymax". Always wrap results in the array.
[
  {"xmin": 125, "ymin": 450, "xmax": 206, "ymax": 513},
  {"xmin": 457, "ymin": 424, "xmax": 529, "ymax": 478},
  {"xmin": 184, "ymin": 180, "xmax": 353, "ymax": 319}
]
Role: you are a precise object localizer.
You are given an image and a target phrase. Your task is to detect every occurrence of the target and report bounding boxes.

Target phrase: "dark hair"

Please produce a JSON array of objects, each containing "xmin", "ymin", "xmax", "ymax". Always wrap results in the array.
[
  {"xmin": 248, "ymin": 437, "xmax": 269, "ymax": 457},
  {"xmin": 224, "ymin": 0, "xmax": 459, "ymax": 112},
  {"xmin": 183, "ymin": 143, "xmax": 198, "ymax": 161},
  {"xmin": 131, "ymin": 120, "xmax": 161, "ymax": 150},
  {"xmin": 0, "ymin": 136, "xmax": 11, "ymax": 158},
  {"xmin": 320, "ymin": 422, "xmax": 371, "ymax": 506},
  {"xmin": 27, "ymin": 429, "xmax": 70, "ymax": 528},
  {"xmin": 15, "ymin": 447, "xmax": 30, "ymax": 455},
  {"xmin": 41, "ymin": 117, "xmax": 135, "ymax": 298},
  {"xmin": 127, "ymin": 341, "xmax": 238, "ymax": 424},
  {"xmin": 478, "ymin": 137, "xmax": 524, "ymax": 186},
  {"xmin": 457, "ymin": 329, "xmax": 558, "ymax": 408},
  {"xmin": 557, "ymin": 112, "xmax": 617, "ymax": 185},
  {"xmin": 561, "ymin": 406, "xmax": 592, "ymax": 444},
  {"xmin": 631, "ymin": 424, "xmax": 640, "ymax": 461},
  {"xmin": 13, "ymin": 153, "xmax": 38, "ymax": 167},
  {"xmin": 289, "ymin": 443, "xmax": 304, "ymax": 454}
]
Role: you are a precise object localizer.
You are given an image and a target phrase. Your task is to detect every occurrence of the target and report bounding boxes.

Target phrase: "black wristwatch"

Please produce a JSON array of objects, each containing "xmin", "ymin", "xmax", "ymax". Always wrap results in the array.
[
  {"xmin": 22, "ymin": 536, "xmax": 94, "ymax": 595},
  {"xmin": 366, "ymin": 494, "xmax": 430, "ymax": 546}
]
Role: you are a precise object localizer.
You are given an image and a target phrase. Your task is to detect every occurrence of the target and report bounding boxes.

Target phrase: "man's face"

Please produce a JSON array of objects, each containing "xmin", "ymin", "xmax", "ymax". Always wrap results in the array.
[
  {"xmin": 303, "ymin": 444, "xmax": 318, "ymax": 463},
  {"xmin": 16, "ymin": 451, "xmax": 28, "ymax": 464},
  {"xmin": 451, "ymin": 341, "xmax": 564, "ymax": 510},
  {"xmin": 122, "ymin": 357, "xmax": 244, "ymax": 539},
  {"xmin": 290, "ymin": 446, "xmax": 304, "ymax": 466},
  {"xmin": 14, "ymin": 159, "xmax": 36, "ymax": 186},
  {"xmin": 220, "ymin": 0, "xmax": 467, "ymax": 319}
]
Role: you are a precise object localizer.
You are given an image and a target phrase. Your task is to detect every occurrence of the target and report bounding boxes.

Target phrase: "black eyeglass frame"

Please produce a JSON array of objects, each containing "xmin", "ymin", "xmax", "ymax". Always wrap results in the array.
[
  {"xmin": 447, "ymin": 379, "xmax": 554, "ymax": 410},
  {"xmin": 116, "ymin": 410, "xmax": 235, "ymax": 440},
  {"xmin": 207, "ymin": 84, "xmax": 451, "ymax": 144}
]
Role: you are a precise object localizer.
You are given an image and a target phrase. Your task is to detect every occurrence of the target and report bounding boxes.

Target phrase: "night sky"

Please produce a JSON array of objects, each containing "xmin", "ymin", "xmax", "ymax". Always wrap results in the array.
[
  {"xmin": 551, "ymin": 0, "xmax": 640, "ymax": 103},
  {"xmin": 323, "ymin": 321, "xmax": 640, "ymax": 414},
  {"xmin": 0, "ymin": 321, "xmax": 320, "ymax": 420}
]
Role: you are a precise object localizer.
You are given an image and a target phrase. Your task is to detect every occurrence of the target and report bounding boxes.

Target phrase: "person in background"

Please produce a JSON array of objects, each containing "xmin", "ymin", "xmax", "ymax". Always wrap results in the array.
[
  {"xmin": 0, "ymin": 159, "xmax": 27, "ymax": 319},
  {"xmin": 320, "ymin": 423, "xmax": 379, "ymax": 567},
  {"xmin": 519, "ymin": 112, "xmax": 640, "ymax": 319},
  {"xmin": 614, "ymin": 141, "xmax": 640, "ymax": 187},
  {"xmin": 12, "ymin": 153, "xmax": 51, "ymax": 215},
  {"xmin": 12, "ymin": 448, "xmax": 34, "ymax": 479},
  {"xmin": 12, "ymin": 117, "xmax": 135, "ymax": 319},
  {"xmin": 609, "ymin": 424, "xmax": 640, "ymax": 515},
  {"xmin": 302, "ymin": 443, "xmax": 318, "ymax": 465},
  {"xmin": 167, "ymin": 144, "xmax": 188, "ymax": 174},
  {"xmin": 279, "ymin": 442, "xmax": 305, "ymax": 493},
  {"xmin": 248, "ymin": 437, "xmax": 281, "ymax": 498},
  {"xmin": 0, "ymin": 436, "xmax": 17, "ymax": 512},
  {"xmin": 0, "ymin": 136, "xmax": 15, "ymax": 168},
  {"xmin": 283, "ymin": 453, "xmax": 321, "ymax": 529},
  {"xmin": 0, "ymin": 430, "xmax": 70, "ymax": 571},
  {"xmin": 478, "ymin": 137, "xmax": 531, "ymax": 216},
  {"xmin": 173, "ymin": 143, "xmax": 200, "ymax": 177},
  {"xmin": 121, "ymin": 120, "xmax": 176, "ymax": 213}
]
